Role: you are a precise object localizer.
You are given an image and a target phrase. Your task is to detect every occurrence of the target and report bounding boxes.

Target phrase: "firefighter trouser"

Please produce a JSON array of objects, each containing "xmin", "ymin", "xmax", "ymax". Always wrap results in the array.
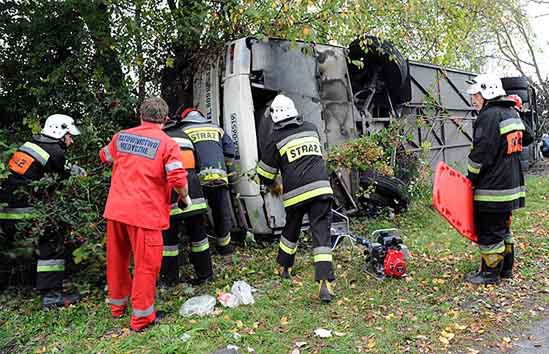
[
  {"xmin": 36, "ymin": 226, "xmax": 66, "ymax": 291},
  {"xmin": 203, "ymin": 185, "xmax": 233, "ymax": 253},
  {"xmin": 106, "ymin": 220, "xmax": 162, "ymax": 331},
  {"xmin": 474, "ymin": 211, "xmax": 512, "ymax": 267},
  {"xmin": 277, "ymin": 198, "xmax": 335, "ymax": 282},
  {"xmin": 1, "ymin": 218, "xmax": 66, "ymax": 291},
  {"xmin": 160, "ymin": 214, "xmax": 213, "ymax": 283}
]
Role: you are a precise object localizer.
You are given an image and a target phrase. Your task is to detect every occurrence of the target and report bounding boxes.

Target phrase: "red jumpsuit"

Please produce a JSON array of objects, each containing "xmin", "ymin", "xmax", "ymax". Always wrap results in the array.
[{"xmin": 100, "ymin": 121, "xmax": 187, "ymax": 331}]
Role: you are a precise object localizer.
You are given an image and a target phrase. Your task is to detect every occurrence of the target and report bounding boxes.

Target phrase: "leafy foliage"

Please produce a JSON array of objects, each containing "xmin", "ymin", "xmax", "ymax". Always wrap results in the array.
[{"xmin": 327, "ymin": 135, "xmax": 394, "ymax": 176}]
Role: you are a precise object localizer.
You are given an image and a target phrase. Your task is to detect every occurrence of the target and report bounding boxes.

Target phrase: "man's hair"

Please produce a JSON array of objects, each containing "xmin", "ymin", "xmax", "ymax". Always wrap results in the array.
[{"xmin": 140, "ymin": 97, "xmax": 169, "ymax": 123}]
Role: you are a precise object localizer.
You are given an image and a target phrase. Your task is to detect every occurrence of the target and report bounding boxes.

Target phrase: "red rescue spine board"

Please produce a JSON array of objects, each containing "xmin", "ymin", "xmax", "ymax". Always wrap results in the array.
[{"xmin": 432, "ymin": 162, "xmax": 478, "ymax": 243}]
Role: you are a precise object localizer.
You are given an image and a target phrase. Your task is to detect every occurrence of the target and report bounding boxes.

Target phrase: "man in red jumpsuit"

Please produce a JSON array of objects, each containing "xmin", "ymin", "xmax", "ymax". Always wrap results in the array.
[{"xmin": 100, "ymin": 97, "xmax": 188, "ymax": 331}]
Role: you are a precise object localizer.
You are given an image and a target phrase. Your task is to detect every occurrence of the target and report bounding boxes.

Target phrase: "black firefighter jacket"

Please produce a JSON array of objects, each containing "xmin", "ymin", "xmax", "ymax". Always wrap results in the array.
[
  {"xmin": 256, "ymin": 119, "xmax": 333, "ymax": 209},
  {"xmin": 467, "ymin": 98, "xmax": 531, "ymax": 213},
  {"xmin": 0, "ymin": 135, "xmax": 68, "ymax": 218}
]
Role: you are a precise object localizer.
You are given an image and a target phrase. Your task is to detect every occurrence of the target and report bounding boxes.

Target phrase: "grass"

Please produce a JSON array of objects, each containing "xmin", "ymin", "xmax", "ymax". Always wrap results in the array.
[{"xmin": 0, "ymin": 176, "xmax": 548, "ymax": 354}]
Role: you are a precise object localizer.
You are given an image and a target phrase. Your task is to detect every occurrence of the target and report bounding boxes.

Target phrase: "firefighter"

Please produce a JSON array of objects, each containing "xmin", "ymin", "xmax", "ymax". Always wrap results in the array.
[
  {"xmin": 0, "ymin": 114, "xmax": 82, "ymax": 309},
  {"xmin": 160, "ymin": 119, "xmax": 214, "ymax": 286},
  {"xmin": 465, "ymin": 74, "xmax": 531, "ymax": 284},
  {"xmin": 100, "ymin": 97, "xmax": 188, "ymax": 332},
  {"xmin": 256, "ymin": 94, "xmax": 336, "ymax": 303},
  {"xmin": 180, "ymin": 109, "xmax": 236, "ymax": 256}
]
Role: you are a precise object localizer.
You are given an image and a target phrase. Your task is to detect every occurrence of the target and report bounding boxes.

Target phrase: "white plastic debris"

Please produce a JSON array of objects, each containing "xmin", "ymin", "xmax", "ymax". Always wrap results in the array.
[
  {"xmin": 218, "ymin": 292, "xmax": 240, "ymax": 308},
  {"xmin": 218, "ymin": 281, "xmax": 255, "ymax": 308},
  {"xmin": 179, "ymin": 295, "xmax": 216, "ymax": 317},
  {"xmin": 314, "ymin": 328, "xmax": 332, "ymax": 338},
  {"xmin": 180, "ymin": 332, "xmax": 191, "ymax": 342},
  {"xmin": 231, "ymin": 281, "xmax": 255, "ymax": 305}
]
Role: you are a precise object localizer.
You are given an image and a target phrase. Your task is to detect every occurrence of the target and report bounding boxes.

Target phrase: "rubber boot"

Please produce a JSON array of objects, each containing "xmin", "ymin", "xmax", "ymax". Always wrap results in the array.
[
  {"xmin": 318, "ymin": 280, "xmax": 335, "ymax": 303},
  {"xmin": 464, "ymin": 255, "xmax": 503, "ymax": 285},
  {"xmin": 278, "ymin": 266, "xmax": 292, "ymax": 280},
  {"xmin": 42, "ymin": 289, "xmax": 80, "ymax": 310},
  {"xmin": 500, "ymin": 244, "xmax": 514, "ymax": 279}
]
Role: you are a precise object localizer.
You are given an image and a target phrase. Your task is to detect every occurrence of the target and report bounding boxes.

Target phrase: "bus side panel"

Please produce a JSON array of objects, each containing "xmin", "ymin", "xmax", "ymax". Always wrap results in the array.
[{"xmin": 222, "ymin": 51, "xmax": 272, "ymax": 235}]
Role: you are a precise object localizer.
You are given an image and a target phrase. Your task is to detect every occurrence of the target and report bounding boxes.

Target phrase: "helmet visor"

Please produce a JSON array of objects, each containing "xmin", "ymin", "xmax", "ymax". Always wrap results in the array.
[
  {"xmin": 68, "ymin": 123, "xmax": 81, "ymax": 136},
  {"xmin": 466, "ymin": 79, "xmax": 482, "ymax": 95}
]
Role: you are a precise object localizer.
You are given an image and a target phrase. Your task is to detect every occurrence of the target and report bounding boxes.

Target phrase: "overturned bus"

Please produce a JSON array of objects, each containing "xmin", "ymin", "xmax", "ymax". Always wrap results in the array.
[{"xmin": 191, "ymin": 37, "xmax": 539, "ymax": 238}]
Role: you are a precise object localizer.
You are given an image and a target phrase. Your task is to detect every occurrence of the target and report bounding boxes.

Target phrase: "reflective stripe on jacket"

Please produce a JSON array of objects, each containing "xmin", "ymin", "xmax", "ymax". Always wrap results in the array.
[
  {"xmin": 181, "ymin": 122, "xmax": 236, "ymax": 186},
  {"xmin": 257, "ymin": 120, "xmax": 333, "ymax": 208}
]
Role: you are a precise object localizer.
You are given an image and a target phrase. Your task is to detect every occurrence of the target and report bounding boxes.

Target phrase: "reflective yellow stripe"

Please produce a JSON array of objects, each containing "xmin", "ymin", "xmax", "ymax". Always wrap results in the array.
[
  {"xmin": 37, "ymin": 265, "xmax": 65, "ymax": 272},
  {"xmin": 256, "ymin": 166, "xmax": 276, "ymax": 180},
  {"xmin": 170, "ymin": 202, "xmax": 208, "ymax": 216},
  {"xmin": 200, "ymin": 174, "xmax": 228, "ymax": 183},
  {"xmin": 500, "ymin": 124, "xmax": 525, "ymax": 135},
  {"xmin": 279, "ymin": 136, "xmax": 320, "ymax": 156},
  {"xmin": 283, "ymin": 187, "xmax": 333, "ymax": 208},
  {"xmin": 191, "ymin": 242, "xmax": 210, "ymax": 253},
  {"xmin": 467, "ymin": 164, "xmax": 480, "ymax": 174},
  {"xmin": 185, "ymin": 127, "xmax": 223, "ymax": 143},
  {"xmin": 474, "ymin": 191, "xmax": 525, "ymax": 202},
  {"xmin": 163, "ymin": 250, "xmax": 179, "ymax": 257},
  {"xmin": 314, "ymin": 254, "xmax": 333, "ymax": 263},
  {"xmin": 0, "ymin": 212, "xmax": 35, "ymax": 220},
  {"xmin": 22, "ymin": 142, "xmax": 50, "ymax": 163},
  {"xmin": 279, "ymin": 241, "xmax": 297, "ymax": 255}
]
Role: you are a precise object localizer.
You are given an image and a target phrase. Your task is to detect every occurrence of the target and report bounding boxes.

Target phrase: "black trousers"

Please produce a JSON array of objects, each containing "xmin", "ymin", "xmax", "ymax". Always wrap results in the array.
[
  {"xmin": 277, "ymin": 198, "xmax": 335, "ymax": 282},
  {"xmin": 1, "ymin": 218, "xmax": 69, "ymax": 291},
  {"xmin": 160, "ymin": 214, "xmax": 213, "ymax": 283},
  {"xmin": 474, "ymin": 211, "xmax": 512, "ymax": 255},
  {"xmin": 203, "ymin": 185, "xmax": 233, "ymax": 252}
]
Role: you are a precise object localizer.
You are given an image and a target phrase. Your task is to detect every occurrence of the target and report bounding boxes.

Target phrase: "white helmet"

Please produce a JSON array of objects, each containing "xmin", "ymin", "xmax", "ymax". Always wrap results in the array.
[
  {"xmin": 270, "ymin": 94, "xmax": 299, "ymax": 123},
  {"xmin": 466, "ymin": 74, "xmax": 506, "ymax": 100},
  {"xmin": 41, "ymin": 114, "xmax": 81, "ymax": 139}
]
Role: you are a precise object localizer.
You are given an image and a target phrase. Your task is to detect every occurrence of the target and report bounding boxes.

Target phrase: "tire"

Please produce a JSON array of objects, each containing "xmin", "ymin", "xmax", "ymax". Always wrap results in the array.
[
  {"xmin": 348, "ymin": 37, "xmax": 411, "ymax": 104},
  {"xmin": 359, "ymin": 172, "xmax": 410, "ymax": 213},
  {"xmin": 501, "ymin": 77, "xmax": 529, "ymax": 102},
  {"xmin": 501, "ymin": 76, "xmax": 529, "ymax": 90}
]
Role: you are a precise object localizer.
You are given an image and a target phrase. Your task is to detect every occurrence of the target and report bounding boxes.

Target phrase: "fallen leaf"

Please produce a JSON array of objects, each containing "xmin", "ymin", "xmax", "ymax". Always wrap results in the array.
[
  {"xmin": 334, "ymin": 331, "xmax": 346, "ymax": 337},
  {"xmin": 367, "ymin": 338, "xmax": 376, "ymax": 349},
  {"xmin": 439, "ymin": 336, "xmax": 450, "ymax": 345},
  {"xmin": 441, "ymin": 330, "xmax": 455, "ymax": 341},
  {"xmin": 295, "ymin": 341, "xmax": 307, "ymax": 348},
  {"xmin": 280, "ymin": 316, "xmax": 289, "ymax": 326}
]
